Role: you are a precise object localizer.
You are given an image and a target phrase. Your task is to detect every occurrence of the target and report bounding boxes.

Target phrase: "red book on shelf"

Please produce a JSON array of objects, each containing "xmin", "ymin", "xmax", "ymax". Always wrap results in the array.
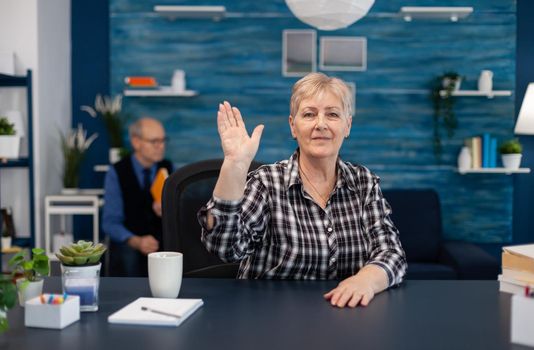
[{"xmin": 124, "ymin": 76, "xmax": 158, "ymax": 87}]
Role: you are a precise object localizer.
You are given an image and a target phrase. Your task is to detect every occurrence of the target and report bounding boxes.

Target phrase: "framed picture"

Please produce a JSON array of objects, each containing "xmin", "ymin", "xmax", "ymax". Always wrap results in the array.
[
  {"xmin": 282, "ymin": 29, "xmax": 317, "ymax": 77},
  {"xmin": 320, "ymin": 37, "xmax": 367, "ymax": 71}
]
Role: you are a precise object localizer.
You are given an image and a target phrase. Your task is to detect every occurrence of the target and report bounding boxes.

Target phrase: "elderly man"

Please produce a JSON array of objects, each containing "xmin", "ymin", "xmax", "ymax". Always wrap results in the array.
[{"xmin": 103, "ymin": 117, "xmax": 173, "ymax": 277}]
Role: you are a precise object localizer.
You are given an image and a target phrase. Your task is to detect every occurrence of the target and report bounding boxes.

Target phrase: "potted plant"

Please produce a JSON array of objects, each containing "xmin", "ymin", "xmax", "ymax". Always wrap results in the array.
[
  {"xmin": 499, "ymin": 138, "xmax": 523, "ymax": 170},
  {"xmin": 0, "ymin": 116, "xmax": 20, "ymax": 159},
  {"xmin": 8, "ymin": 248, "xmax": 49, "ymax": 307},
  {"xmin": 431, "ymin": 72, "xmax": 463, "ymax": 161},
  {"xmin": 55, "ymin": 240, "xmax": 106, "ymax": 312},
  {"xmin": 81, "ymin": 94, "xmax": 127, "ymax": 164},
  {"xmin": 0, "ymin": 275, "xmax": 17, "ymax": 332},
  {"xmin": 60, "ymin": 123, "xmax": 98, "ymax": 192}
]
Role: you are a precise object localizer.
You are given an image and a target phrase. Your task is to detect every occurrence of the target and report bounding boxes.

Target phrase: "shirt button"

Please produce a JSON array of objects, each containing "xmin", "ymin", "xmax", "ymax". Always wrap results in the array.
[
  {"xmin": 327, "ymin": 227, "xmax": 333, "ymax": 233},
  {"xmin": 330, "ymin": 257, "xmax": 336, "ymax": 263}
]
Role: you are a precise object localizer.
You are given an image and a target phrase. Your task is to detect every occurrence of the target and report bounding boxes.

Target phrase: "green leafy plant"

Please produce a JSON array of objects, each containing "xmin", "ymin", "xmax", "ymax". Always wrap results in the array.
[
  {"xmin": 431, "ymin": 72, "xmax": 462, "ymax": 160},
  {"xmin": 60, "ymin": 124, "xmax": 98, "ymax": 188},
  {"xmin": 55, "ymin": 240, "xmax": 106, "ymax": 266},
  {"xmin": 0, "ymin": 275, "xmax": 17, "ymax": 332},
  {"xmin": 0, "ymin": 117, "xmax": 16, "ymax": 136},
  {"xmin": 499, "ymin": 138, "xmax": 522, "ymax": 154},
  {"xmin": 8, "ymin": 248, "xmax": 49, "ymax": 288},
  {"xmin": 81, "ymin": 94, "xmax": 126, "ymax": 148}
]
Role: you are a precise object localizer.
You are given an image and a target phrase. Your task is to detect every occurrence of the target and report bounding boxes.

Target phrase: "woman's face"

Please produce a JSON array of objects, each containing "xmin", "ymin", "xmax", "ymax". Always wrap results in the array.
[{"xmin": 289, "ymin": 90, "xmax": 352, "ymax": 161}]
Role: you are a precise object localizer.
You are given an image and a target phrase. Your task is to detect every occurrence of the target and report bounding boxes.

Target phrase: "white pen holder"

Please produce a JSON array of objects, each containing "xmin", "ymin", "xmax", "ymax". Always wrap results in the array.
[
  {"xmin": 25, "ymin": 294, "xmax": 80, "ymax": 329},
  {"xmin": 511, "ymin": 294, "xmax": 534, "ymax": 347}
]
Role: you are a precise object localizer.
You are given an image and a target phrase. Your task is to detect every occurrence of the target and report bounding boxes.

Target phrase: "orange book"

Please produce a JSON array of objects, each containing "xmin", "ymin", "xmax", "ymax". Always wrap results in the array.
[
  {"xmin": 124, "ymin": 76, "xmax": 158, "ymax": 87},
  {"xmin": 150, "ymin": 168, "xmax": 169, "ymax": 203}
]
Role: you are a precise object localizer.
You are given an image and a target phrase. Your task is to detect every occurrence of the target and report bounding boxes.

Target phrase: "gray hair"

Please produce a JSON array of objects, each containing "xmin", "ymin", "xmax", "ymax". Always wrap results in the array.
[
  {"xmin": 290, "ymin": 72, "xmax": 353, "ymax": 118},
  {"xmin": 128, "ymin": 119, "xmax": 144, "ymax": 139}
]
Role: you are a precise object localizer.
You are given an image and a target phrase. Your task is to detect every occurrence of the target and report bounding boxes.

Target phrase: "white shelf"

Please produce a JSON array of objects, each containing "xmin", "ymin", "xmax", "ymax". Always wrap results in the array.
[
  {"xmin": 458, "ymin": 168, "xmax": 531, "ymax": 175},
  {"xmin": 94, "ymin": 164, "xmax": 110, "ymax": 172},
  {"xmin": 400, "ymin": 6, "xmax": 473, "ymax": 22},
  {"xmin": 154, "ymin": 5, "xmax": 226, "ymax": 20},
  {"xmin": 439, "ymin": 90, "xmax": 512, "ymax": 98},
  {"xmin": 124, "ymin": 87, "xmax": 198, "ymax": 97}
]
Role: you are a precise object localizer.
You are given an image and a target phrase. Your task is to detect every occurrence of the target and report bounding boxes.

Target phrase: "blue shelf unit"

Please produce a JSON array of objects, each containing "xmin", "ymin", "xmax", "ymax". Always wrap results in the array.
[{"xmin": 0, "ymin": 70, "xmax": 35, "ymax": 253}]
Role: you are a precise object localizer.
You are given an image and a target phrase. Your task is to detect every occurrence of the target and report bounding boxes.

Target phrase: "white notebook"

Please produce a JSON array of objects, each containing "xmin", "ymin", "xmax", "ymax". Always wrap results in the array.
[{"xmin": 108, "ymin": 297, "xmax": 203, "ymax": 327}]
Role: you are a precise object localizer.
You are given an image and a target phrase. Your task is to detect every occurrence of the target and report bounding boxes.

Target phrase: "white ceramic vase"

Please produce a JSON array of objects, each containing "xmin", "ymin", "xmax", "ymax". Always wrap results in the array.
[
  {"xmin": 109, "ymin": 148, "xmax": 121, "ymax": 164},
  {"xmin": 1, "ymin": 236, "xmax": 11, "ymax": 249},
  {"xmin": 458, "ymin": 146, "xmax": 472, "ymax": 172},
  {"xmin": 478, "ymin": 70, "xmax": 494, "ymax": 93},
  {"xmin": 0, "ymin": 135, "xmax": 20, "ymax": 159},
  {"xmin": 502, "ymin": 154, "xmax": 522, "ymax": 170},
  {"xmin": 16, "ymin": 278, "xmax": 44, "ymax": 307}
]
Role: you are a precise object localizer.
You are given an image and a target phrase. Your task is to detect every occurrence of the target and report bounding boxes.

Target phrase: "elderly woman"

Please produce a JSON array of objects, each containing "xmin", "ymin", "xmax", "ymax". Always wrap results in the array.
[{"xmin": 198, "ymin": 72, "xmax": 407, "ymax": 308}]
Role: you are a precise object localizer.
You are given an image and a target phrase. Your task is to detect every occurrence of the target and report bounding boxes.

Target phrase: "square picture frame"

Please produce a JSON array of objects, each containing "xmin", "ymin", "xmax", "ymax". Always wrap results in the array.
[
  {"xmin": 320, "ymin": 37, "xmax": 367, "ymax": 71},
  {"xmin": 282, "ymin": 29, "xmax": 317, "ymax": 77}
]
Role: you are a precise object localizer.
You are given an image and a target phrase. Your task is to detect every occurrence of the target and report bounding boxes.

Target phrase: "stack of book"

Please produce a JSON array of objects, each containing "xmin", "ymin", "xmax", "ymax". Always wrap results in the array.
[
  {"xmin": 498, "ymin": 244, "xmax": 534, "ymax": 294},
  {"xmin": 124, "ymin": 76, "xmax": 158, "ymax": 89},
  {"xmin": 464, "ymin": 133, "xmax": 498, "ymax": 169}
]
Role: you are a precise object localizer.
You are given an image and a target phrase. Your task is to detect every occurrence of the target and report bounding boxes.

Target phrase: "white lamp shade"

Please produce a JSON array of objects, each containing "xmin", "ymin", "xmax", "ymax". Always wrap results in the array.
[
  {"xmin": 285, "ymin": 0, "xmax": 375, "ymax": 31},
  {"xmin": 1, "ymin": 110, "xmax": 25, "ymax": 137},
  {"xmin": 515, "ymin": 83, "xmax": 534, "ymax": 135}
]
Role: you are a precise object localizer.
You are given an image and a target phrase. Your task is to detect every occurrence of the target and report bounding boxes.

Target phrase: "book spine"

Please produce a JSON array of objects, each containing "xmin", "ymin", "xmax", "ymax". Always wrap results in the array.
[
  {"xmin": 491, "ymin": 137, "xmax": 497, "ymax": 168},
  {"xmin": 483, "ymin": 133, "xmax": 490, "ymax": 168}
]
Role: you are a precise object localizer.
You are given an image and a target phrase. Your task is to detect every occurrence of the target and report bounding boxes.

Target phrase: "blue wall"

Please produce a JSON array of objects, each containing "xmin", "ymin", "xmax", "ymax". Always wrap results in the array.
[
  {"xmin": 72, "ymin": 1, "xmax": 534, "ymax": 249},
  {"xmin": 108, "ymin": 0, "xmax": 516, "ymax": 243}
]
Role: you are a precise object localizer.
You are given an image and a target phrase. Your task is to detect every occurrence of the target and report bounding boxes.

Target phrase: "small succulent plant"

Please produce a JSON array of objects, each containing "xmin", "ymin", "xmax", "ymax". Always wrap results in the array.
[{"xmin": 55, "ymin": 240, "xmax": 106, "ymax": 266}]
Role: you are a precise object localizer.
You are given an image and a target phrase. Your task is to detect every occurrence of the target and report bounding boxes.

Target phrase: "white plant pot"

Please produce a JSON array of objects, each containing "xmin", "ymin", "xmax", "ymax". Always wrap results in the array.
[
  {"xmin": 1, "ymin": 236, "xmax": 11, "ymax": 249},
  {"xmin": 502, "ymin": 154, "xmax": 522, "ymax": 170},
  {"xmin": 16, "ymin": 278, "xmax": 44, "ymax": 307},
  {"xmin": 0, "ymin": 135, "xmax": 20, "ymax": 159},
  {"xmin": 109, "ymin": 148, "xmax": 121, "ymax": 164}
]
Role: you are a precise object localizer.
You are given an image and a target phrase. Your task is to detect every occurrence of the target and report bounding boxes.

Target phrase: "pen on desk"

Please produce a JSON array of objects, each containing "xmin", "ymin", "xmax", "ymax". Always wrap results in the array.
[{"xmin": 141, "ymin": 306, "xmax": 181, "ymax": 319}]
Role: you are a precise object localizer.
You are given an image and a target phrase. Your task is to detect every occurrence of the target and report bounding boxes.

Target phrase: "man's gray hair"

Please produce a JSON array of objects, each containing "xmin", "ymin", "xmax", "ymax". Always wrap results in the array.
[{"xmin": 129, "ymin": 119, "xmax": 144, "ymax": 139}]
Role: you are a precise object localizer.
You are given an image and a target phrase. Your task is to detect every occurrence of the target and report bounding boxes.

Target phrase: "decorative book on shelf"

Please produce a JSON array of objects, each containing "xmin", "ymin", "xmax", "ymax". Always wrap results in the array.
[
  {"xmin": 464, "ymin": 134, "xmax": 497, "ymax": 169},
  {"xmin": 124, "ymin": 76, "xmax": 158, "ymax": 88}
]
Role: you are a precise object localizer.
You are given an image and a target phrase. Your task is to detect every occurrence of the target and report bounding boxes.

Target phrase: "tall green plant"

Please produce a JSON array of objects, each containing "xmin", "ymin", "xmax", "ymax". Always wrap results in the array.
[
  {"xmin": 60, "ymin": 124, "xmax": 98, "ymax": 188},
  {"xmin": 431, "ymin": 72, "xmax": 462, "ymax": 161},
  {"xmin": 0, "ymin": 275, "xmax": 17, "ymax": 332},
  {"xmin": 81, "ymin": 94, "xmax": 125, "ymax": 148}
]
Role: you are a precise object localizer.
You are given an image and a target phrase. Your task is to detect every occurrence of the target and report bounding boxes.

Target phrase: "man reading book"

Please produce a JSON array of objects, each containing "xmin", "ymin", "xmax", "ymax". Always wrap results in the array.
[{"xmin": 103, "ymin": 118, "xmax": 173, "ymax": 277}]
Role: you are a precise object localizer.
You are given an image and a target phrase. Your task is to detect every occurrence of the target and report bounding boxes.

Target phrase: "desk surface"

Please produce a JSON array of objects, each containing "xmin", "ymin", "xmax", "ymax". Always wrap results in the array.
[{"xmin": 2, "ymin": 278, "xmax": 530, "ymax": 350}]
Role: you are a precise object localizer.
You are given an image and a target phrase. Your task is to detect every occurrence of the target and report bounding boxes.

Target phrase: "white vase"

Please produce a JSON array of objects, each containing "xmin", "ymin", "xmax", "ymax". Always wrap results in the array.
[
  {"xmin": 16, "ymin": 278, "xmax": 44, "ymax": 307},
  {"xmin": 478, "ymin": 70, "xmax": 494, "ymax": 93},
  {"xmin": 502, "ymin": 154, "xmax": 522, "ymax": 170},
  {"xmin": 109, "ymin": 148, "xmax": 121, "ymax": 164},
  {"xmin": 1, "ymin": 236, "xmax": 11, "ymax": 249},
  {"xmin": 458, "ymin": 146, "xmax": 472, "ymax": 171},
  {"xmin": 61, "ymin": 188, "xmax": 79, "ymax": 195},
  {"xmin": 0, "ymin": 135, "xmax": 20, "ymax": 159}
]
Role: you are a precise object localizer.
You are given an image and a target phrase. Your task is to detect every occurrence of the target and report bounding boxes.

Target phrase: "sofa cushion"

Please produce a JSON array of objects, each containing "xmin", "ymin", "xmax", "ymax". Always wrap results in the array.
[{"xmin": 382, "ymin": 189, "xmax": 442, "ymax": 263}]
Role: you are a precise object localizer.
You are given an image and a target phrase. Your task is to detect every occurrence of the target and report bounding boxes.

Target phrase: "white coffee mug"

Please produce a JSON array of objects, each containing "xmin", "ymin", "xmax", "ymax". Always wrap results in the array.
[{"xmin": 148, "ymin": 252, "xmax": 183, "ymax": 298}]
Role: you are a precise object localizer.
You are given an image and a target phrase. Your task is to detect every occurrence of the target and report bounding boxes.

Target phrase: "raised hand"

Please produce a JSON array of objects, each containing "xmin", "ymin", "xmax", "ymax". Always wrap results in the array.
[{"xmin": 217, "ymin": 101, "xmax": 264, "ymax": 166}]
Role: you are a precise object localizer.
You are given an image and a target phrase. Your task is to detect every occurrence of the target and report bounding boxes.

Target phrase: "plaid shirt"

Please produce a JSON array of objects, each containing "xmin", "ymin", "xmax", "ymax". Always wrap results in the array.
[{"xmin": 198, "ymin": 151, "xmax": 407, "ymax": 286}]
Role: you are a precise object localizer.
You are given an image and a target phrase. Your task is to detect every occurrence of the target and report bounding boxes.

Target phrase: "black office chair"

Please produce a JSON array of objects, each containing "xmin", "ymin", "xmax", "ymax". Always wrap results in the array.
[{"xmin": 161, "ymin": 159, "xmax": 263, "ymax": 278}]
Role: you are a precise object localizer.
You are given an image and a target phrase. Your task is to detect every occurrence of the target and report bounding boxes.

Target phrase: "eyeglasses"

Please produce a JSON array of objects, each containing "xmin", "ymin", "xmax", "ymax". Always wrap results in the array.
[{"xmin": 139, "ymin": 137, "xmax": 168, "ymax": 146}]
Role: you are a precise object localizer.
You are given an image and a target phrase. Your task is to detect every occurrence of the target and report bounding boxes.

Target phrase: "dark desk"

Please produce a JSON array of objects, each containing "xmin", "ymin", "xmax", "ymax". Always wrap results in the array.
[{"xmin": 2, "ymin": 278, "xmax": 529, "ymax": 350}]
